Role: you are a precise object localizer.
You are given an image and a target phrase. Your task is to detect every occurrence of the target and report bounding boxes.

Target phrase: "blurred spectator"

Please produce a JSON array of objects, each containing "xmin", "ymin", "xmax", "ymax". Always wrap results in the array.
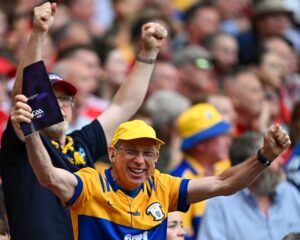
[
  {"xmin": 237, "ymin": 0, "xmax": 300, "ymax": 64},
  {"xmin": 100, "ymin": 0, "xmax": 146, "ymax": 64},
  {"xmin": 51, "ymin": 19, "xmax": 93, "ymax": 52},
  {"xmin": 67, "ymin": 0, "xmax": 107, "ymax": 35},
  {"xmin": 147, "ymin": 0, "xmax": 183, "ymax": 34},
  {"xmin": 53, "ymin": 58, "xmax": 108, "ymax": 133},
  {"xmin": 206, "ymin": 93, "xmax": 237, "ymax": 127},
  {"xmin": 130, "ymin": 8, "xmax": 176, "ymax": 61},
  {"xmin": 7, "ymin": 30, "xmax": 31, "ymax": 63},
  {"xmin": 167, "ymin": 211, "xmax": 186, "ymax": 240},
  {"xmin": 223, "ymin": 67, "xmax": 268, "ymax": 135},
  {"xmin": 57, "ymin": 44, "xmax": 102, "ymax": 85},
  {"xmin": 14, "ymin": 0, "xmax": 43, "ymax": 16},
  {"xmin": 171, "ymin": 0, "xmax": 197, "ymax": 15},
  {"xmin": 264, "ymin": 36, "xmax": 300, "ymax": 112},
  {"xmin": 198, "ymin": 131, "xmax": 300, "ymax": 240},
  {"xmin": 50, "ymin": 3, "xmax": 71, "ymax": 32},
  {"xmin": 264, "ymin": 35, "xmax": 298, "ymax": 76},
  {"xmin": 0, "ymin": 9, "xmax": 8, "ymax": 48},
  {"xmin": 283, "ymin": 101, "xmax": 300, "ymax": 191},
  {"xmin": 147, "ymin": 61, "xmax": 180, "ymax": 97},
  {"xmin": 8, "ymin": 32, "xmax": 56, "ymax": 70},
  {"xmin": 68, "ymin": 0, "xmax": 96, "ymax": 26},
  {"xmin": 96, "ymin": 42, "xmax": 130, "ymax": 101},
  {"xmin": 213, "ymin": 0, "xmax": 252, "ymax": 36},
  {"xmin": 253, "ymin": 46, "xmax": 284, "ymax": 90},
  {"xmin": 145, "ymin": 90, "xmax": 190, "ymax": 172},
  {"xmin": 170, "ymin": 103, "xmax": 232, "ymax": 239},
  {"xmin": 172, "ymin": 0, "xmax": 221, "ymax": 51},
  {"xmin": 172, "ymin": 46, "xmax": 218, "ymax": 102},
  {"xmin": 92, "ymin": 0, "xmax": 114, "ymax": 33},
  {"xmin": 203, "ymin": 32, "xmax": 239, "ymax": 84},
  {"xmin": 251, "ymin": 45, "xmax": 289, "ymax": 127}
]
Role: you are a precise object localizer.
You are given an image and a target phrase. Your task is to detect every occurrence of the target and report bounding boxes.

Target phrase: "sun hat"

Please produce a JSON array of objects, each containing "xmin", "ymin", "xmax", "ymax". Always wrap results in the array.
[
  {"xmin": 177, "ymin": 103, "xmax": 231, "ymax": 151},
  {"xmin": 254, "ymin": 0, "xmax": 293, "ymax": 19},
  {"xmin": 111, "ymin": 120, "xmax": 164, "ymax": 147}
]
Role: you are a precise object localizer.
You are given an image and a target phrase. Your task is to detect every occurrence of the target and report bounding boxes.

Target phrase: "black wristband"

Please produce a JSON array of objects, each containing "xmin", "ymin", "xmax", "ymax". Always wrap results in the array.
[
  {"xmin": 136, "ymin": 55, "xmax": 156, "ymax": 64},
  {"xmin": 257, "ymin": 148, "xmax": 272, "ymax": 167}
]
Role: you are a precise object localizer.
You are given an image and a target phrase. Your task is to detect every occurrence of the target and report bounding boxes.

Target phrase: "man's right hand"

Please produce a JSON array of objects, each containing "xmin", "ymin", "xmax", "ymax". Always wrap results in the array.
[
  {"xmin": 11, "ymin": 94, "xmax": 32, "ymax": 137},
  {"xmin": 139, "ymin": 22, "xmax": 168, "ymax": 59},
  {"xmin": 33, "ymin": 2, "xmax": 57, "ymax": 33}
]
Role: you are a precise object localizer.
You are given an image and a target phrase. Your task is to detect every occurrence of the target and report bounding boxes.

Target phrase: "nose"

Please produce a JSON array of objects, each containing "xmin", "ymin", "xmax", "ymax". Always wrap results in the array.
[
  {"xmin": 57, "ymin": 98, "xmax": 64, "ymax": 108},
  {"xmin": 177, "ymin": 226, "xmax": 186, "ymax": 237},
  {"xmin": 133, "ymin": 152, "xmax": 145, "ymax": 164}
]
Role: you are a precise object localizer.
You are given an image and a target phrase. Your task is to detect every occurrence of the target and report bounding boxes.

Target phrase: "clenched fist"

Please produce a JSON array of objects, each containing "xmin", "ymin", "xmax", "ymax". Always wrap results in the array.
[{"xmin": 262, "ymin": 124, "xmax": 291, "ymax": 161}]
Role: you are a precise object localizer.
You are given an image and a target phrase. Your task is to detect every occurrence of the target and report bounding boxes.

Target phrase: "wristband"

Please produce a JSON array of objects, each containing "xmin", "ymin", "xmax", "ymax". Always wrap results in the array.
[
  {"xmin": 257, "ymin": 148, "xmax": 272, "ymax": 167},
  {"xmin": 136, "ymin": 55, "xmax": 156, "ymax": 64}
]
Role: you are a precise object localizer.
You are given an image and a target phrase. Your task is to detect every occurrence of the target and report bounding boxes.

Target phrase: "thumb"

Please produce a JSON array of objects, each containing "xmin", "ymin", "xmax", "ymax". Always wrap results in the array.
[{"xmin": 51, "ymin": 3, "xmax": 57, "ymax": 16}]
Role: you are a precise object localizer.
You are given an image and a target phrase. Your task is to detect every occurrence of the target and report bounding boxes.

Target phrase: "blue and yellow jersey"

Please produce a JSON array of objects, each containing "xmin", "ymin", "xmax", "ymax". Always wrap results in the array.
[
  {"xmin": 170, "ymin": 155, "xmax": 230, "ymax": 240},
  {"xmin": 67, "ymin": 167, "xmax": 190, "ymax": 240}
]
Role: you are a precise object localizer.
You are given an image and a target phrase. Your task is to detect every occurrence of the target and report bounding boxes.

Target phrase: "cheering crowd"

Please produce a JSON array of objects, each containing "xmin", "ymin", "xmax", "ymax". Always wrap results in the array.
[{"xmin": 1, "ymin": 0, "xmax": 300, "ymax": 239}]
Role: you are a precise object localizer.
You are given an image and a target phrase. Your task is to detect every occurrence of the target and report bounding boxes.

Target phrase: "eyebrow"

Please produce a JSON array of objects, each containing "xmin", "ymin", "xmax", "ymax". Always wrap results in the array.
[
  {"xmin": 168, "ymin": 220, "xmax": 178, "ymax": 225},
  {"xmin": 122, "ymin": 145, "xmax": 156, "ymax": 150}
]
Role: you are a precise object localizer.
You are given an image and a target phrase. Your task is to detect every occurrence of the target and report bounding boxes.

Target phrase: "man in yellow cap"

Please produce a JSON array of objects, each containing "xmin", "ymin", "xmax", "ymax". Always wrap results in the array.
[
  {"xmin": 2, "ymin": 2, "xmax": 168, "ymax": 239},
  {"xmin": 24, "ymin": 118, "xmax": 289, "ymax": 239},
  {"xmin": 170, "ymin": 103, "xmax": 233, "ymax": 239}
]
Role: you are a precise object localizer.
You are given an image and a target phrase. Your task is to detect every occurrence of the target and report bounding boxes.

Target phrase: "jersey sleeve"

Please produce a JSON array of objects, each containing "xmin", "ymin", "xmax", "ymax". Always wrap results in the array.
[
  {"xmin": 156, "ymin": 171, "xmax": 190, "ymax": 213},
  {"xmin": 67, "ymin": 167, "xmax": 101, "ymax": 210}
]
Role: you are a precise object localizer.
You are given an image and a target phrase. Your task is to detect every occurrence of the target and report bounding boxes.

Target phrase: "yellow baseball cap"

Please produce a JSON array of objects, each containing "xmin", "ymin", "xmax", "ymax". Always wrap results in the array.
[
  {"xmin": 111, "ymin": 120, "xmax": 165, "ymax": 147},
  {"xmin": 177, "ymin": 103, "xmax": 231, "ymax": 151}
]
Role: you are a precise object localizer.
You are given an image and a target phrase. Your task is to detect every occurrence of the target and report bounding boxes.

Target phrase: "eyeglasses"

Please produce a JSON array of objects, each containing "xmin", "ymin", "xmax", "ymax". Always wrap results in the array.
[
  {"xmin": 57, "ymin": 95, "xmax": 74, "ymax": 107},
  {"xmin": 115, "ymin": 147, "xmax": 158, "ymax": 161}
]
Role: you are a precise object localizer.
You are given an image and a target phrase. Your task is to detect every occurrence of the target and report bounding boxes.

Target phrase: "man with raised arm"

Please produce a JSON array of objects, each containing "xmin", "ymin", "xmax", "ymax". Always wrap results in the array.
[
  {"xmin": 0, "ymin": 2, "xmax": 167, "ymax": 240},
  {"xmin": 22, "ymin": 118, "xmax": 290, "ymax": 239}
]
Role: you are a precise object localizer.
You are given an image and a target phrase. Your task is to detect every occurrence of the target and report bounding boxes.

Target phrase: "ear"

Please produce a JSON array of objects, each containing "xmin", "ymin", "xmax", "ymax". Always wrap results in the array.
[
  {"xmin": 154, "ymin": 152, "xmax": 159, "ymax": 167},
  {"xmin": 108, "ymin": 146, "xmax": 115, "ymax": 164}
]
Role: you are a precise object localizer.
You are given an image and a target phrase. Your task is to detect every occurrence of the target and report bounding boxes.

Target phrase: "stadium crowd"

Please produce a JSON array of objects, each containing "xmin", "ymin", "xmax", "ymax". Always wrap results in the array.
[{"xmin": 0, "ymin": 0, "xmax": 300, "ymax": 239}]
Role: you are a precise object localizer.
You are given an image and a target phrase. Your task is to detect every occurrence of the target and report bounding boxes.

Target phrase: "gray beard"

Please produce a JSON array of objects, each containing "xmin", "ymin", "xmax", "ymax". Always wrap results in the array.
[
  {"xmin": 253, "ymin": 170, "xmax": 283, "ymax": 196},
  {"xmin": 41, "ymin": 121, "xmax": 68, "ymax": 140}
]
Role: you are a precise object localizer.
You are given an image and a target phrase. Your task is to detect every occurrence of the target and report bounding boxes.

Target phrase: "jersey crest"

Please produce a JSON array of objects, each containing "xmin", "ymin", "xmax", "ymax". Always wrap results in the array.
[{"xmin": 146, "ymin": 202, "xmax": 165, "ymax": 221}]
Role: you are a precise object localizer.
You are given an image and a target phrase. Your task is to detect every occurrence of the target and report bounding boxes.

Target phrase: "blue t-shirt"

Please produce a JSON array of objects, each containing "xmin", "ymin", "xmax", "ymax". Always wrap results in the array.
[
  {"xmin": 284, "ymin": 142, "xmax": 300, "ymax": 191},
  {"xmin": 199, "ymin": 182, "xmax": 300, "ymax": 240},
  {"xmin": 0, "ymin": 119, "xmax": 107, "ymax": 240}
]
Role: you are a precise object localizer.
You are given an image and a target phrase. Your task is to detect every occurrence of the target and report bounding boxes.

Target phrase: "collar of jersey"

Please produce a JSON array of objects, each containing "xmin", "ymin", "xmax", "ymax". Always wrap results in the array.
[
  {"xmin": 184, "ymin": 154, "xmax": 206, "ymax": 177},
  {"xmin": 105, "ymin": 168, "xmax": 144, "ymax": 198}
]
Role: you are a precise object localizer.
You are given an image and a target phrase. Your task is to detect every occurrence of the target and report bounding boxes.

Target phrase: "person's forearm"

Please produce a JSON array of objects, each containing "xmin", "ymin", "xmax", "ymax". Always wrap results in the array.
[
  {"xmin": 12, "ymin": 31, "xmax": 46, "ymax": 102},
  {"xmin": 187, "ymin": 155, "xmax": 266, "ymax": 204},
  {"xmin": 217, "ymin": 155, "xmax": 265, "ymax": 195},
  {"xmin": 97, "ymin": 22, "xmax": 167, "ymax": 143},
  {"xmin": 25, "ymin": 132, "xmax": 56, "ymax": 188},
  {"xmin": 98, "ymin": 50, "xmax": 158, "ymax": 143},
  {"xmin": 110, "ymin": 50, "xmax": 157, "ymax": 119},
  {"xmin": 25, "ymin": 132, "xmax": 78, "ymax": 203}
]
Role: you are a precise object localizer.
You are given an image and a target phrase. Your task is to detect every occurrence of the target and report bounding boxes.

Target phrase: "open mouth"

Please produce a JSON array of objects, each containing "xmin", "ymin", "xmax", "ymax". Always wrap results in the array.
[{"xmin": 129, "ymin": 168, "xmax": 145, "ymax": 175}]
